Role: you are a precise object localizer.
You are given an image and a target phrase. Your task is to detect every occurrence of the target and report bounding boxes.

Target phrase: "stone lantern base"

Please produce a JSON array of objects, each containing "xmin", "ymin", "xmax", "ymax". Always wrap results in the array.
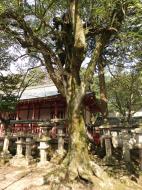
[
  {"xmin": 56, "ymin": 148, "xmax": 66, "ymax": 156},
  {"xmin": 10, "ymin": 156, "xmax": 35, "ymax": 167},
  {"xmin": 37, "ymin": 160, "xmax": 49, "ymax": 167},
  {"xmin": 0, "ymin": 152, "xmax": 12, "ymax": 165},
  {"xmin": 0, "ymin": 151, "xmax": 12, "ymax": 158}
]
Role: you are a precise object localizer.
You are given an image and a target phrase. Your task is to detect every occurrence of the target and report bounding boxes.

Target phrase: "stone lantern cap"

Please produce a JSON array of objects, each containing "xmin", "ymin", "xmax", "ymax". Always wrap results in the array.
[
  {"xmin": 103, "ymin": 135, "xmax": 112, "ymax": 139},
  {"xmin": 36, "ymin": 136, "xmax": 51, "ymax": 142},
  {"xmin": 16, "ymin": 140, "xmax": 24, "ymax": 145},
  {"xmin": 15, "ymin": 132, "xmax": 33, "ymax": 139},
  {"xmin": 38, "ymin": 121, "xmax": 53, "ymax": 128},
  {"xmin": 57, "ymin": 125, "xmax": 64, "ymax": 129},
  {"xmin": 25, "ymin": 134, "xmax": 33, "ymax": 138},
  {"xmin": 16, "ymin": 131, "xmax": 26, "ymax": 138},
  {"xmin": 51, "ymin": 118, "xmax": 67, "ymax": 124},
  {"xmin": 38, "ymin": 121, "xmax": 52, "ymax": 137},
  {"xmin": 24, "ymin": 137, "xmax": 33, "ymax": 144},
  {"xmin": 57, "ymin": 133, "xmax": 65, "ymax": 137}
]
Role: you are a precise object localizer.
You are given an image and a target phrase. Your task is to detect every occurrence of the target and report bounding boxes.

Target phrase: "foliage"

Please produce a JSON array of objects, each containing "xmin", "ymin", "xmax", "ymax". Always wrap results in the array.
[
  {"xmin": 0, "ymin": 1, "xmax": 136, "ymax": 86},
  {"xmin": 93, "ymin": 1, "xmax": 142, "ymax": 119},
  {"xmin": 0, "ymin": 32, "xmax": 15, "ymax": 70},
  {"xmin": 107, "ymin": 71, "xmax": 142, "ymax": 121},
  {"xmin": 0, "ymin": 0, "xmax": 141, "ymax": 187},
  {"xmin": 0, "ymin": 95, "xmax": 18, "ymax": 112},
  {"xmin": 0, "ymin": 73, "xmax": 23, "ymax": 113},
  {"xmin": 0, "ymin": 67, "xmax": 49, "ymax": 114},
  {"xmin": 104, "ymin": 1, "xmax": 142, "ymax": 73},
  {"xmin": 25, "ymin": 67, "xmax": 51, "ymax": 86}
]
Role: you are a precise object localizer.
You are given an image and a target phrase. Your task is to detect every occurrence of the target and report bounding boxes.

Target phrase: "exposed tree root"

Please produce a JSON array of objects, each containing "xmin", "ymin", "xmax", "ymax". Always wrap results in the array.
[
  {"xmin": 50, "ymin": 149, "xmax": 67, "ymax": 165},
  {"xmin": 44, "ymin": 156, "xmax": 108, "ymax": 190},
  {"xmin": 42, "ymin": 155, "xmax": 142, "ymax": 190}
]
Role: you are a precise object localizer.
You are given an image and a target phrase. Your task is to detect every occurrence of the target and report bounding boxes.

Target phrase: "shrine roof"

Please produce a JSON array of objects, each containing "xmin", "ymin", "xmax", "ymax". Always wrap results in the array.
[
  {"xmin": 18, "ymin": 85, "xmax": 101, "ymax": 112},
  {"xmin": 20, "ymin": 84, "xmax": 59, "ymax": 100}
]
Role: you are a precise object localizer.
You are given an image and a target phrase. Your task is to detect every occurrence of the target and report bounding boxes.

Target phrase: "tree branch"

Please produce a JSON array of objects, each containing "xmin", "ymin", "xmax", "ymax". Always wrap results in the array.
[
  {"xmin": 83, "ymin": 34, "xmax": 110, "ymax": 90},
  {"xmin": 1, "ymin": 9, "xmax": 65, "ymax": 95}
]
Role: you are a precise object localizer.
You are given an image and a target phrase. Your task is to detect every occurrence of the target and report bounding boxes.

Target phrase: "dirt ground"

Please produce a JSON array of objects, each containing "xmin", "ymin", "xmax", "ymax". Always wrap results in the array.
[
  {"xmin": 0, "ymin": 165, "xmax": 47, "ymax": 190},
  {"xmin": 0, "ymin": 165, "xmax": 142, "ymax": 190}
]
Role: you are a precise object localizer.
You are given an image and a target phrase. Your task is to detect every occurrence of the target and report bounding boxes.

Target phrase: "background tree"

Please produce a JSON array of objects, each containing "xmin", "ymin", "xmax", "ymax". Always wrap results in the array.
[
  {"xmin": 0, "ymin": 0, "xmax": 141, "ymax": 188},
  {"xmin": 107, "ymin": 70, "xmax": 142, "ymax": 123},
  {"xmin": 93, "ymin": 1, "xmax": 142, "ymax": 122},
  {"xmin": 25, "ymin": 67, "xmax": 52, "ymax": 86},
  {"xmin": 0, "ymin": 34, "xmax": 47, "ymax": 127},
  {"xmin": 0, "ymin": 67, "xmax": 48, "ymax": 116}
]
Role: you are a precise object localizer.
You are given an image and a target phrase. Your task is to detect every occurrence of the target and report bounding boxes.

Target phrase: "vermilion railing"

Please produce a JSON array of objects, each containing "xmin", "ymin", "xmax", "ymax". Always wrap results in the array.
[{"xmin": 0, "ymin": 120, "xmax": 68, "ymax": 138}]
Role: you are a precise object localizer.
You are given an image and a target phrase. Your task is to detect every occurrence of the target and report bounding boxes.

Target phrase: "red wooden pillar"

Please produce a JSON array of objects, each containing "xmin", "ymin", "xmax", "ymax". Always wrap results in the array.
[
  {"xmin": 36, "ymin": 102, "xmax": 41, "ymax": 134},
  {"xmin": 16, "ymin": 107, "xmax": 20, "ymax": 120},
  {"xmin": 27, "ymin": 102, "xmax": 30, "ymax": 120},
  {"xmin": 32, "ymin": 103, "xmax": 35, "ymax": 120},
  {"xmin": 54, "ymin": 102, "xmax": 58, "ymax": 119},
  {"xmin": 38, "ymin": 103, "xmax": 40, "ymax": 120}
]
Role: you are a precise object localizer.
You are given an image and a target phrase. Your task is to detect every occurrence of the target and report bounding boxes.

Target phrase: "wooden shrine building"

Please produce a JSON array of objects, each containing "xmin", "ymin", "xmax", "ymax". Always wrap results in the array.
[{"xmin": 0, "ymin": 84, "xmax": 101, "ymax": 136}]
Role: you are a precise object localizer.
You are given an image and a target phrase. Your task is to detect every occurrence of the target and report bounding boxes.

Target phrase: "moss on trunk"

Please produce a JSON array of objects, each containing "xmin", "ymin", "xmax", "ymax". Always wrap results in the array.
[{"xmin": 64, "ymin": 105, "xmax": 92, "ymax": 181}]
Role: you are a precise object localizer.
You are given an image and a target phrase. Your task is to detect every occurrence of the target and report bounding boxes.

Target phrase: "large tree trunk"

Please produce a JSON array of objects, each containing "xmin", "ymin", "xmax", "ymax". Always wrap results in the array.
[{"xmin": 66, "ymin": 99, "xmax": 91, "ymax": 181}]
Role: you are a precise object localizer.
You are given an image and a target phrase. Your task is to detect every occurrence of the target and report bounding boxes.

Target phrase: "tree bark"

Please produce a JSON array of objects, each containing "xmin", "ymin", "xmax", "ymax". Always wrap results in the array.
[
  {"xmin": 66, "ymin": 99, "xmax": 91, "ymax": 181},
  {"xmin": 98, "ymin": 58, "xmax": 108, "ymax": 119},
  {"xmin": 52, "ymin": 75, "xmax": 93, "ymax": 182}
]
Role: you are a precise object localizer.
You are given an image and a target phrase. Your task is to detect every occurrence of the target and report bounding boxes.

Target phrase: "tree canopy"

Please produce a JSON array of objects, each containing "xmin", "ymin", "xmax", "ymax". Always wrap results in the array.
[{"xmin": 0, "ymin": 0, "xmax": 141, "ymax": 189}]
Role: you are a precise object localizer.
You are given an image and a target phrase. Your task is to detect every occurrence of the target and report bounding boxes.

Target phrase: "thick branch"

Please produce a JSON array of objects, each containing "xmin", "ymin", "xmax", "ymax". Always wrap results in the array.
[
  {"xmin": 43, "ymin": 54, "xmax": 64, "ymax": 95},
  {"xmin": 83, "ymin": 34, "xmax": 110, "ymax": 90},
  {"xmin": 69, "ymin": 0, "xmax": 86, "ymax": 69},
  {"xmin": 1, "ymin": 10, "xmax": 65, "ymax": 95}
]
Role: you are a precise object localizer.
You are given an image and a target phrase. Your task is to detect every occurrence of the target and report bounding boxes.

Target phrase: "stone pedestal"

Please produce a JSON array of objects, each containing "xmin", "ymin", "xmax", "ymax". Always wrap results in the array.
[
  {"xmin": 104, "ymin": 136, "xmax": 112, "ymax": 158},
  {"xmin": 122, "ymin": 131, "xmax": 131, "ymax": 162}
]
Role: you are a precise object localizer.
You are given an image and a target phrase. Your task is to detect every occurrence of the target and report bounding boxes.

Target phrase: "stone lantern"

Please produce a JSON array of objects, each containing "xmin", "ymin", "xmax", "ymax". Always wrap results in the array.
[
  {"xmin": 37, "ymin": 122, "xmax": 51, "ymax": 167},
  {"xmin": 135, "ymin": 132, "xmax": 142, "ymax": 146},
  {"xmin": 122, "ymin": 130, "xmax": 131, "ymax": 162},
  {"xmin": 15, "ymin": 136, "xmax": 24, "ymax": 158},
  {"xmin": 0, "ymin": 134, "xmax": 12, "ymax": 162},
  {"xmin": 57, "ymin": 125, "xmax": 65, "ymax": 154},
  {"xmin": 51, "ymin": 118, "xmax": 66, "ymax": 154},
  {"xmin": 10, "ymin": 132, "xmax": 35, "ymax": 166},
  {"xmin": 10, "ymin": 134, "xmax": 25, "ymax": 166},
  {"xmin": 104, "ymin": 135, "xmax": 112, "ymax": 159},
  {"xmin": 25, "ymin": 135, "xmax": 33, "ymax": 160},
  {"xmin": 135, "ymin": 131, "xmax": 142, "ymax": 170},
  {"xmin": 50, "ymin": 118, "xmax": 67, "ymax": 164},
  {"xmin": 101, "ymin": 124, "xmax": 112, "ymax": 159}
]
